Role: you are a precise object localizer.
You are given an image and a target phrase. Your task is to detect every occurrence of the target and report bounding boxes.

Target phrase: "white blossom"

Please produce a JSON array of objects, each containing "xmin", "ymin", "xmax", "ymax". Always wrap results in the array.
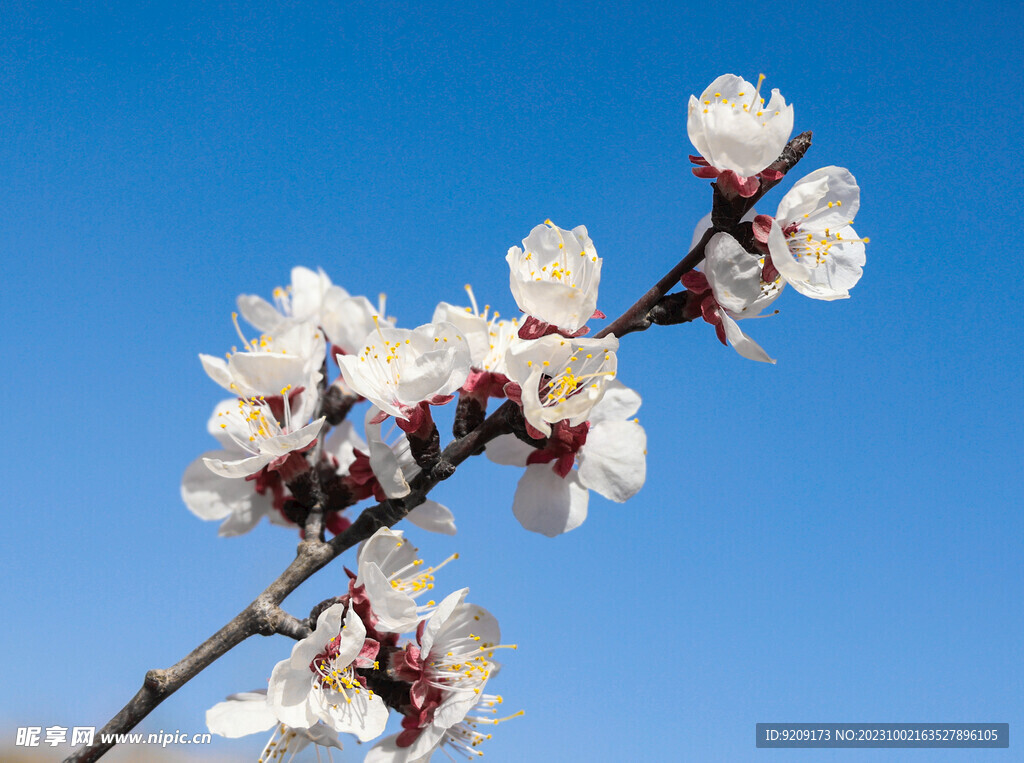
[
  {"xmin": 336, "ymin": 321, "xmax": 470, "ymax": 421},
  {"xmin": 687, "ymin": 73, "xmax": 793, "ymax": 178},
  {"xmin": 201, "ymin": 394, "xmax": 325, "ymax": 479},
  {"xmin": 236, "ymin": 264, "xmax": 395, "ymax": 362},
  {"xmin": 267, "ymin": 604, "xmax": 389, "ymax": 741},
  {"xmin": 766, "ymin": 166, "xmax": 868, "ymax": 300},
  {"xmin": 504, "ymin": 334, "xmax": 618, "ymax": 437},
  {"xmin": 506, "ymin": 221, "xmax": 602, "ymax": 332},
  {"xmin": 181, "ymin": 399, "xmax": 294, "ymax": 536},
  {"xmin": 486, "ymin": 380, "xmax": 646, "ymax": 536},
  {"xmin": 368, "ymin": 589, "xmax": 517, "ymax": 762},
  {"xmin": 355, "ymin": 527, "xmax": 457, "ymax": 632}
]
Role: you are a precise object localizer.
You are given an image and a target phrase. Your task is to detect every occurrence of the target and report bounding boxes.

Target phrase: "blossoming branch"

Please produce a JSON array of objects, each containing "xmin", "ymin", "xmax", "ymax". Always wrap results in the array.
[{"xmin": 67, "ymin": 73, "xmax": 867, "ymax": 763}]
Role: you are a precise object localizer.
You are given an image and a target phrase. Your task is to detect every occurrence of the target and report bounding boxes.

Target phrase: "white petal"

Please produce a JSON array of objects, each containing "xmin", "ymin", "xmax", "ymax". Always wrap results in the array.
[
  {"xmin": 217, "ymin": 503, "xmax": 272, "ymax": 537},
  {"xmin": 182, "ymin": 452, "xmax": 253, "ymax": 520},
  {"xmin": 577, "ymin": 420, "xmax": 647, "ymax": 502},
  {"xmin": 365, "ymin": 734, "xmax": 417, "ymax": 763},
  {"xmin": 704, "ymin": 233, "xmax": 765, "ymax": 313},
  {"xmin": 420, "ymin": 589, "xmax": 469, "ymax": 658},
  {"xmin": 258, "ymin": 417, "xmax": 325, "ymax": 457},
  {"xmin": 206, "ymin": 693, "xmax": 277, "ymax": 738},
  {"xmin": 199, "ymin": 354, "xmax": 235, "ymax": 393},
  {"xmin": 266, "ymin": 659, "xmax": 319, "ymax": 729},
  {"xmin": 290, "ymin": 604, "xmax": 349, "ymax": 669},
  {"xmin": 688, "ymin": 75, "xmax": 754, "ymax": 163},
  {"xmin": 236, "ymin": 294, "xmax": 285, "ymax": 333},
  {"xmin": 392, "ymin": 432, "xmax": 421, "ymax": 480},
  {"xmin": 719, "ymin": 310, "xmax": 775, "ymax": 364},
  {"xmin": 333, "ymin": 604, "xmax": 369, "ymax": 663},
  {"xmin": 203, "ymin": 452, "xmax": 273, "ymax": 479},
  {"xmin": 289, "ymin": 266, "xmax": 332, "ymax": 322},
  {"xmin": 228, "ymin": 352, "xmax": 309, "ymax": 397},
  {"xmin": 405, "ymin": 499, "xmax": 457, "ymax": 535},
  {"xmin": 365, "ymin": 408, "xmax": 411, "ymax": 498},
  {"xmin": 519, "ymin": 368, "xmax": 552, "ymax": 437},
  {"xmin": 300, "ymin": 724, "xmax": 344, "ymax": 750},
  {"xmin": 396, "ymin": 346, "xmax": 462, "ymax": 403},
  {"xmin": 776, "ymin": 165, "xmax": 860, "ymax": 229},
  {"xmin": 322, "ymin": 692, "xmax": 389, "ymax": 742},
  {"xmin": 587, "ymin": 379, "xmax": 641, "ymax": 424},
  {"xmin": 512, "ymin": 465, "xmax": 589, "ymax": 537},
  {"xmin": 357, "ymin": 526, "xmax": 410, "ymax": 576},
  {"xmin": 361, "ymin": 563, "xmax": 419, "ymax": 632},
  {"xmin": 484, "ymin": 434, "xmax": 534, "ymax": 466},
  {"xmin": 767, "ymin": 219, "xmax": 812, "ymax": 285},
  {"xmin": 400, "ymin": 321, "xmax": 471, "ymax": 401},
  {"xmin": 689, "ymin": 212, "xmax": 714, "ymax": 253}
]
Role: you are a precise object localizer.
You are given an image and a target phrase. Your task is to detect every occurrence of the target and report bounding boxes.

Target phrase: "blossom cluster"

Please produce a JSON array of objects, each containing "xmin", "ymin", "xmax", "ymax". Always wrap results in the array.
[
  {"xmin": 172, "ymin": 71, "xmax": 868, "ymax": 761},
  {"xmin": 207, "ymin": 528, "xmax": 520, "ymax": 760},
  {"xmin": 183, "ymin": 218, "xmax": 649, "ymax": 538},
  {"xmin": 685, "ymin": 74, "xmax": 868, "ymax": 361}
]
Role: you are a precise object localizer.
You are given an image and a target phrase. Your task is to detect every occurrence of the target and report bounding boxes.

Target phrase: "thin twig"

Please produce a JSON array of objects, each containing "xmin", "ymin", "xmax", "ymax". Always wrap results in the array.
[
  {"xmin": 595, "ymin": 131, "xmax": 812, "ymax": 340},
  {"xmin": 595, "ymin": 227, "xmax": 715, "ymax": 340}
]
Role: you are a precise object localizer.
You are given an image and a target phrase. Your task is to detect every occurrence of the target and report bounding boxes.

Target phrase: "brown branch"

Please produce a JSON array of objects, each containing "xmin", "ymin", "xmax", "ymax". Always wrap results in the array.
[
  {"xmin": 595, "ymin": 131, "xmax": 812, "ymax": 340},
  {"xmin": 595, "ymin": 227, "xmax": 715, "ymax": 340},
  {"xmin": 271, "ymin": 608, "xmax": 312, "ymax": 641},
  {"xmin": 68, "ymin": 132, "xmax": 815, "ymax": 762}
]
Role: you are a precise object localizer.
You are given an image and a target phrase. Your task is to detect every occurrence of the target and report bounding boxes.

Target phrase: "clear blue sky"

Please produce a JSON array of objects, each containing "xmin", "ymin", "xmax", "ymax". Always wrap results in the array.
[{"xmin": 2, "ymin": 1, "xmax": 1021, "ymax": 761}]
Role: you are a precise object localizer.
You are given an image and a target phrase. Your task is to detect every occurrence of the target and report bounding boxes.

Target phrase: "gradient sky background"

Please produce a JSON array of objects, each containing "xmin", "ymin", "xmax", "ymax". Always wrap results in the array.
[{"xmin": 2, "ymin": 1, "xmax": 1022, "ymax": 761}]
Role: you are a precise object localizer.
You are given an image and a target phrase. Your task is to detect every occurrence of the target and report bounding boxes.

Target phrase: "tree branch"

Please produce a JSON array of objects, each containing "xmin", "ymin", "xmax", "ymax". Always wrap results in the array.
[
  {"xmin": 595, "ymin": 131, "xmax": 812, "ymax": 340},
  {"xmin": 595, "ymin": 227, "xmax": 715, "ymax": 340},
  {"xmin": 68, "ymin": 132, "xmax": 815, "ymax": 761}
]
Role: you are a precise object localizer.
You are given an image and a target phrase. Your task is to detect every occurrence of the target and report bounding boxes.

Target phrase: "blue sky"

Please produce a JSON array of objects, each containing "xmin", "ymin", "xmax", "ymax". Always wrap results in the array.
[{"xmin": 2, "ymin": 1, "xmax": 1021, "ymax": 761}]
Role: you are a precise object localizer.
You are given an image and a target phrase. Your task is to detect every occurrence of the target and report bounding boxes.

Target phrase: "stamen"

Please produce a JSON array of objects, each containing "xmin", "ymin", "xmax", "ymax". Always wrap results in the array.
[
  {"xmin": 230, "ymin": 312, "xmax": 251, "ymax": 350},
  {"xmin": 464, "ymin": 284, "xmax": 480, "ymax": 316}
]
